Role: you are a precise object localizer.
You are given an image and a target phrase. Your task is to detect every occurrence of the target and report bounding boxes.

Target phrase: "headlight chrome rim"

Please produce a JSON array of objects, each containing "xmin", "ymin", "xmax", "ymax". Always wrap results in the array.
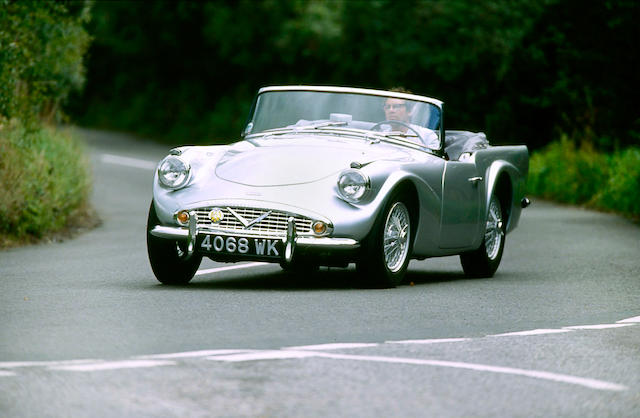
[
  {"xmin": 158, "ymin": 155, "xmax": 191, "ymax": 190},
  {"xmin": 337, "ymin": 169, "xmax": 370, "ymax": 202}
]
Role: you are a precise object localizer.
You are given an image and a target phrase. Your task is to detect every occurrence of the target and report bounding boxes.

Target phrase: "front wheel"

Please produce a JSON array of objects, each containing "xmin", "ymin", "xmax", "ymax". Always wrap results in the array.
[
  {"xmin": 147, "ymin": 202, "xmax": 202, "ymax": 285},
  {"xmin": 460, "ymin": 194, "xmax": 505, "ymax": 278},
  {"xmin": 357, "ymin": 196, "xmax": 412, "ymax": 288}
]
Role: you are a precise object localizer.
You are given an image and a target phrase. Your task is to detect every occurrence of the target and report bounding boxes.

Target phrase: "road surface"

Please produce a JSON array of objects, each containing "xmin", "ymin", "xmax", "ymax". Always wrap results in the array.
[{"xmin": 1, "ymin": 128, "xmax": 638, "ymax": 417}]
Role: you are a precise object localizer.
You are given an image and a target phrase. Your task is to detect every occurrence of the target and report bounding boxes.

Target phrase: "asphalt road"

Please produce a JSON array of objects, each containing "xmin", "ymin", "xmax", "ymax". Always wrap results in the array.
[{"xmin": 1, "ymin": 128, "xmax": 639, "ymax": 417}]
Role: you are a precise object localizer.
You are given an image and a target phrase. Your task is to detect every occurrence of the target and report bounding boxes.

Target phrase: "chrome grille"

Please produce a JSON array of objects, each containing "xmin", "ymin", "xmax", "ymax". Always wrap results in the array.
[{"xmin": 195, "ymin": 206, "xmax": 313, "ymax": 237}]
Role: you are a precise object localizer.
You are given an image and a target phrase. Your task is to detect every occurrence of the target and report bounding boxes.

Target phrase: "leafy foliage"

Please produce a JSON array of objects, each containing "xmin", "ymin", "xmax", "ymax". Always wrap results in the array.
[
  {"xmin": 528, "ymin": 138, "xmax": 608, "ymax": 204},
  {"xmin": 0, "ymin": 125, "xmax": 92, "ymax": 240},
  {"xmin": 71, "ymin": 0, "xmax": 640, "ymax": 150},
  {"xmin": 528, "ymin": 140, "xmax": 640, "ymax": 218},
  {"xmin": 0, "ymin": 1, "xmax": 91, "ymax": 126},
  {"xmin": 595, "ymin": 148, "xmax": 640, "ymax": 217},
  {"xmin": 0, "ymin": 1, "xmax": 93, "ymax": 243}
]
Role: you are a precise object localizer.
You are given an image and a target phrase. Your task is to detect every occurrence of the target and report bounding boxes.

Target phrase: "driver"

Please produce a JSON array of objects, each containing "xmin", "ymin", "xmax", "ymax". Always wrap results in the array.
[{"xmin": 381, "ymin": 90, "xmax": 439, "ymax": 149}]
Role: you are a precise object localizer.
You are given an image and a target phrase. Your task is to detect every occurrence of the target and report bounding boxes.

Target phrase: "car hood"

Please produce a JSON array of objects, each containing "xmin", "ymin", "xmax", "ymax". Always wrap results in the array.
[{"xmin": 215, "ymin": 139, "xmax": 411, "ymax": 186}]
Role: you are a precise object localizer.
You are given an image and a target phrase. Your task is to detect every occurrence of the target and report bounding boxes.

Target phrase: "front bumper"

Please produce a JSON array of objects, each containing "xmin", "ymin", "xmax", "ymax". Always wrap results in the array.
[{"xmin": 149, "ymin": 213, "xmax": 360, "ymax": 264}]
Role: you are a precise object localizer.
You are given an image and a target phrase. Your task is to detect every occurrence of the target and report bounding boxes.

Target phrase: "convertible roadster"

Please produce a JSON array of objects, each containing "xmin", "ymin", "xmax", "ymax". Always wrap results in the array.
[{"xmin": 147, "ymin": 86, "xmax": 529, "ymax": 287}]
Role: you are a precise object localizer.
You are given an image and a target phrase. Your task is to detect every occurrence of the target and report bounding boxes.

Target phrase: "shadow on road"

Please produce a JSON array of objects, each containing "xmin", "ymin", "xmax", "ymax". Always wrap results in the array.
[{"xmin": 139, "ymin": 268, "xmax": 469, "ymax": 292}]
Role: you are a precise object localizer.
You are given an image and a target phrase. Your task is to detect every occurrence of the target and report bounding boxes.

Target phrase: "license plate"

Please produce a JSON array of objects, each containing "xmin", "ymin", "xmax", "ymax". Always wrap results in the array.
[{"xmin": 197, "ymin": 234, "xmax": 283, "ymax": 258}]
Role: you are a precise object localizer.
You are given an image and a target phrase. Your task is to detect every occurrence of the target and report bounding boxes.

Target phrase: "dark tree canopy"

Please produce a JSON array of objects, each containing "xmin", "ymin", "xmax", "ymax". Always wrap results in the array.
[{"xmin": 70, "ymin": 0, "xmax": 640, "ymax": 149}]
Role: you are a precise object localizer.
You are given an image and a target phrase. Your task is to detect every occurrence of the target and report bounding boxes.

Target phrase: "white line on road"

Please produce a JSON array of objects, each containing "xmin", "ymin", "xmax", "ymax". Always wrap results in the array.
[
  {"xmin": 208, "ymin": 350, "xmax": 318, "ymax": 362},
  {"xmin": 313, "ymin": 352, "xmax": 628, "ymax": 392},
  {"xmin": 564, "ymin": 324, "xmax": 635, "ymax": 330},
  {"xmin": 284, "ymin": 343, "xmax": 379, "ymax": 351},
  {"xmin": 206, "ymin": 350, "xmax": 627, "ymax": 392},
  {"xmin": 489, "ymin": 329, "xmax": 573, "ymax": 337},
  {"xmin": 0, "ymin": 359, "xmax": 102, "ymax": 368},
  {"xmin": 617, "ymin": 315, "xmax": 640, "ymax": 323},
  {"xmin": 101, "ymin": 153, "xmax": 157, "ymax": 170},
  {"xmin": 195, "ymin": 262, "xmax": 270, "ymax": 276},
  {"xmin": 136, "ymin": 349, "xmax": 253, "ymax": 359},
  {"xmin": 386, "ymin": 338, "xmax": 471, "ymax": 345},
  {"xmin": 50, "ymin": 360, "xmax": 175, "ymax": 372},
  {"xmin": 0, "ymin": 371, "xmax": 16, "ymax": 377}
]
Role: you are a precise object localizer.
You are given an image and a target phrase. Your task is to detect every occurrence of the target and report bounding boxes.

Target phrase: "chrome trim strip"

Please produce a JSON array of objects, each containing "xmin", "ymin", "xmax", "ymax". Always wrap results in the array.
[
  {"xmin": 296, "ymin": 237, "xmax": 360, "ymax": 248},
  {"xmin": 149, "ymin": 225, "xmax": 359, "ymax": 250},
  {"xmin": 150, "ymin": 226, "xmax": 189, "ymax": 240},
  {"xmin": 258, "ymin": 85, "xmax": 443, "ymax": 107}
]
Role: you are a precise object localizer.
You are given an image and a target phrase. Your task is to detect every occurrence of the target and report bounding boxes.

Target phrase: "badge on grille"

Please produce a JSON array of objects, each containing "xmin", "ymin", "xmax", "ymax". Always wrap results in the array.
[
  {"xmin": 208, "ymin": 208, "xmax": 224, "ymax": 223},
  {"xmin": 227, "ymin": 207, "xmax": 272, "ymax": 229}
]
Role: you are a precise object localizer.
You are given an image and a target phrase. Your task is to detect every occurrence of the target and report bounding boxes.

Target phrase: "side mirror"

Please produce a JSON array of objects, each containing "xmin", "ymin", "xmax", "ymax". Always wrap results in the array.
[{"xmin": 242, "ymin": 122, "xmax": 254, "ymax": 137}]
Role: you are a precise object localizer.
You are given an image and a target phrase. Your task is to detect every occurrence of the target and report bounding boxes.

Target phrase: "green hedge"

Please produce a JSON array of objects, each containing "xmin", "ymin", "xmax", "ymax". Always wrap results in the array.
[
  {"xmin": 528, "ymin": 139, "xmax": 640, "ymax": 218},
  {"xmin": 0, "ymin": 1, "xmax": 93, "ymax": 246},
  {"xmin": 0, "ymin": 124, "xmax": 92, "ymax": 243}
]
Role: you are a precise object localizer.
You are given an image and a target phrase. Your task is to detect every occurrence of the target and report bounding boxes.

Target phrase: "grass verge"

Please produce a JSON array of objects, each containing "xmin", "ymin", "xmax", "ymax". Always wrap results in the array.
[{"xmin": 0, "ymin": 123, "xmax": 100, "ymax": 249}]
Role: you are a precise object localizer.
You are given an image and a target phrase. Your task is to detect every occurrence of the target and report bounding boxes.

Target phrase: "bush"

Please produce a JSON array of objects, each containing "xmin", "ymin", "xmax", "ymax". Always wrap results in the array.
[
  {"xmin": 0, "ymin": 123, "xmax": 92, "ymax": 243},
  {"xmin": 0, "ymin": 1, "xmax": 94, "ymax": 246},
  {"xmin": 0, "ymin": 1, "xmax": 91, "ymax": 126},
  {"xmin": 595, "ymin": 148, "xmax": 640, "ymax": 217},
  {"xmin": 528, "ymin": 138, "xmax": 640, "ymax": 218},
  {"xmin": 527, "ymin": 138, "xmax": 608, "ymax": 205}
]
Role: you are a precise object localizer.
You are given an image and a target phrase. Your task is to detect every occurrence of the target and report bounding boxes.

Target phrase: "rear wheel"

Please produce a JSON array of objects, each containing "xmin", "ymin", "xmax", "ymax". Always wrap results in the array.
[
  {"xmin": 147, "ymin": 202, "xmax": 202, "ymax": 284},
  {"xmin": 460, "ymin": 194, "xmax": 505, "ymax": 278},
  {"xmin": 357, "ymin": 195, "xmax": 412, "ymax": 288}
]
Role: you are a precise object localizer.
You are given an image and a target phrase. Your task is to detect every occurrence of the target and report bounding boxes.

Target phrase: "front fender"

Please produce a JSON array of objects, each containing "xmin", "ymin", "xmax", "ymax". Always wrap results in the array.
[{"xmin": 339, "ymin": 160, "xmax": 444, "ymax": 253}]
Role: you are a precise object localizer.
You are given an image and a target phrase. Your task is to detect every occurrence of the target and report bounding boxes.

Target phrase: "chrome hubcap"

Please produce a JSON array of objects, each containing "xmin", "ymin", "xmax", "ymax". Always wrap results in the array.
[
  {"xmin": 485, "ymin": 196, "xmax": 504, "ymax": 260},
  {"xmin": 383, "ymin": 202, "xmax": 410, "ymax": 273}
]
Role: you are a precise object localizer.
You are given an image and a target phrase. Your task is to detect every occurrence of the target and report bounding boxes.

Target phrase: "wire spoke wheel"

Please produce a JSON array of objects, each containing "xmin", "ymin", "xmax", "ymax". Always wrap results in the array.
[
  {"xmin": 357, "ymin": 194, "xmax": 413, "ymax": 288},
  {"xmin": 460, "ymin": 193, "xmax": 506, "ymax": 278},
  {"xmin": 383, "ymin": 202, "xmax": 411, "ymax": 273},
  {"xmin": 484, "ymin": 196, "xmax": 504, "ymax": 261}
]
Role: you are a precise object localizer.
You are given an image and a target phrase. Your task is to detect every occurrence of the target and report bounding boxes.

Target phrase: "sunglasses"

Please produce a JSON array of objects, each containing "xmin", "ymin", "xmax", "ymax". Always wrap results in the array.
[{"xmin": 384, "ymin": 104, "xmax": 407, "ymax": 110}]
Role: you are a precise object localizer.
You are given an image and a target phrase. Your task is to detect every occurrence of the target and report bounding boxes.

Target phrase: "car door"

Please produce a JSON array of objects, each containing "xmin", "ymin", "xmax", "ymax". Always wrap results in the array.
[{"xmin": 439, "ymin": 160, "xmax": 483, "ymax": 248}]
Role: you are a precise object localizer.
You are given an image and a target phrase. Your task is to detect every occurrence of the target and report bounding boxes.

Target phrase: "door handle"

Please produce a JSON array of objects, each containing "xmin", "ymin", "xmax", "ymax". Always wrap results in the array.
[{"xmin": 468, "ymin": 176, "xmax": 483, "ymax": 185}]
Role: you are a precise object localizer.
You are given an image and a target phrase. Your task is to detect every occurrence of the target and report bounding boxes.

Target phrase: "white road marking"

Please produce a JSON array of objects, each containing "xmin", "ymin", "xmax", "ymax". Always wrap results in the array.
[
  {"xmin": 490, "ymin": 329, "xmax": 573, "ymax": 337},
  {"xmin": 617, "ymin": 315, "xmax": 640, "ymax": 323},
  {"xmin": 101, "ymin": 153, "xmax": 157, "ymax": 170},
  {"xmin": 312, "ymin": 352, "xmax": 628, "ymax": 392},
  {"xmin": 136, "ymin": 349, "xmax": 253, "ymax": 359},
  {"xmin": 386, "ymin": 338, "xmax": 471, "ymax": 345},
  {"xmin": 0, "ymin": 359, "xmax": 101, "ymax": 368},
  {"xmin": 207, "ymin": 350, "xmax": 627, "ymax": 392},
  {"xmin": 195, "ymin": 262, "xmax": 269, "ymax": 276},
  {"xmin": 50, "ymin": 360, "xmax": 175, "ymax": 372},
  {"xmin": 3, "ymin": 313, "xmax": 636, "ymax": 389},
  {"xmin": 208, "ymin": 350, "xmax": 318, "ymax": 362},
  {"xmin": 284, "ymin": 343, "xmax": 379, "ymax": 351},
  {"xmin": 564, "ymin": 324, "xmax": 635, "ymax": 330}
]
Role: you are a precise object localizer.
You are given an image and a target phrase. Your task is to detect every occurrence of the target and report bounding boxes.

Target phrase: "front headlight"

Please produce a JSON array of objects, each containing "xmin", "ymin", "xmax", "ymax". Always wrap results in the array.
[
  {"xmin": 337, "ymin": 169, "xmax": 370, "ymax": 202},
  {"xmin": 157, "ymin": 155, "xmax": 191, "ymax": 189}
]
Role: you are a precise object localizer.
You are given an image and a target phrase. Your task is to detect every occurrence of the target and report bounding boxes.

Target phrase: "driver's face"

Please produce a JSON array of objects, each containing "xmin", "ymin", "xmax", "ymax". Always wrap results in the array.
[{"xmin": 384, "ymin": 98, "xmax": 410, "ymax": 122}]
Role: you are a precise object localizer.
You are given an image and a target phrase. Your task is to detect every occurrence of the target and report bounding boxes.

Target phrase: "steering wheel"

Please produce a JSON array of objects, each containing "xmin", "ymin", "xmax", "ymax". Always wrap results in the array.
[{"xmin": 370, "ymin": 120, "xmax": 425, "ymax": 144}]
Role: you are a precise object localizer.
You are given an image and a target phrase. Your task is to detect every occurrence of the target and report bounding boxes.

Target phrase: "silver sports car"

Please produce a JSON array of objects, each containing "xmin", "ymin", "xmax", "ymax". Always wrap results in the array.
[{"xmin": 147, "ymin": 86, "xmax": 529, "ymax": 287}]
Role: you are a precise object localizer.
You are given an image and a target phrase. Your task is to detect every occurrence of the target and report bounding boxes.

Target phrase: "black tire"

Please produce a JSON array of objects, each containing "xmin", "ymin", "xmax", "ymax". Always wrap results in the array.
[
  {"xmin": 146, "ymin": 202, "xmax": 202, "ymax": 285},
  {"xmin": 356, "ymin": 194, "xmax": 412, "ymax": 288},
  {"xmin": 460, "ymin": 194, "xmax": 505, "ymax": 278}
]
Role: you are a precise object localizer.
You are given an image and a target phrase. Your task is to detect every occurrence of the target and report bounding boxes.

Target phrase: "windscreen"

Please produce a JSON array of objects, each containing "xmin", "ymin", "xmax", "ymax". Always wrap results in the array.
[{"xmin": 246, "ymin": 90, "xmax": 441, "ymax": 141}]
